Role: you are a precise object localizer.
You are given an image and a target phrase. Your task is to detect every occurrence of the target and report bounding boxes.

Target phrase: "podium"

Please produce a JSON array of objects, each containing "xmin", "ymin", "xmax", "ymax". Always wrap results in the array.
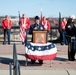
[
  {"xmin": 25, "ymin": 31, "xmax": 57, "ymax": 66},
  {"xmin": 33, "ymin": 31, "xmax": 47, "ymax": 43}
]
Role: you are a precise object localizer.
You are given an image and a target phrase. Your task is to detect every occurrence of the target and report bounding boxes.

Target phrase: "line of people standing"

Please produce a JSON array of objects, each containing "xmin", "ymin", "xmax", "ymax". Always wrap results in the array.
[
  {"xmin": 59, "ymin": 15, "xmax": 76, "ymax": 45},
  {"xmin": 1, "ymin": 14, "xmax": 50, "ymax": 46},
  {"xmin": 1, "ymin": 14, "xmax": 76, "ymax": 62},
  {"xmin": 1, "ymin": 14, "xmax": 76, "ymax": 47}
]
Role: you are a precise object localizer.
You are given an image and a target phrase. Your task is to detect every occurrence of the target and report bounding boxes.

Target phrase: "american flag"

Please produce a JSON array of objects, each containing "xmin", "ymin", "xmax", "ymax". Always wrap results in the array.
[
  {"xmin": 19, "ymin": 13, "xmax": 26, "ymax": 42},
  {"xmin": 20, "ymin": 26, "xmax": 26, "ymax": 42},
  {"xmin": 25, "ymin": 42, "xmax": 57, "ymax": 60},
  {"xmin": 18, "ymin": 11, "xmax": 26, "ymax": 42},
  {"xmin": 18, "ymin": 11, "xmax": 20, "ymax": 20}
]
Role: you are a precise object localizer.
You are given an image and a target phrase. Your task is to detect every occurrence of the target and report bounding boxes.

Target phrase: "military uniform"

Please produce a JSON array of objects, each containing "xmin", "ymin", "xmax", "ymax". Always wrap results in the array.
[
  {"xmin": 65, "ymin": 19, "xmax": 76, "ymax": 61},
  {"xmin": 29, "ymin": 23, "xmax": 45, "ymax": 34}
]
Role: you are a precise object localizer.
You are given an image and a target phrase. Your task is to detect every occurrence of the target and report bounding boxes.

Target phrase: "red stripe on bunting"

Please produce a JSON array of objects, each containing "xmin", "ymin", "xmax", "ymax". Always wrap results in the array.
[{"xmin": 25, "ymin": 52, "xmax": 57, "ymax": 60}]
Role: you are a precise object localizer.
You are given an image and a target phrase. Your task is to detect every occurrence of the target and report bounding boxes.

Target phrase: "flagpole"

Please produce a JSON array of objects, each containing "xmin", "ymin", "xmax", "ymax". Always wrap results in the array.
[
  {"xmin": 40, "ymin": 9, "xmax": 42, "ymax": 24},
  {"xmin": 59, "ymin": 12, "xmax": 62, "ymax": 44},
  {"xmin": 18, "ymin": 11, "xmax": 20, "ymax": 13},
  {"xmin": 59, "ymin": 12, "xmax": 62, "ymax": 33},
  {"xmin": 18, "ymin": 11, "xmax": 20, "ymax": 19}
]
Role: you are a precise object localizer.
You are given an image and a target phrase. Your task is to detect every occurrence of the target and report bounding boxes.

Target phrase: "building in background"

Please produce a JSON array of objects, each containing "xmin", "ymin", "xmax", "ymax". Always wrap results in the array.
[
  {"xmin": 0, "ymin": 16, "xmax": 19, "ymax": 26},
  {"xmin": 0, "ymin": 16, "xmax": 59, "ymax": 26}
]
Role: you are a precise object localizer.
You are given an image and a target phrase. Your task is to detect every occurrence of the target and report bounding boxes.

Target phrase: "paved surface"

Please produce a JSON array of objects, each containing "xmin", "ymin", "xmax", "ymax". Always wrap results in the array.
[{"xmin": 0, "ymin": 44, "xmax": 76, "ymax": 75}]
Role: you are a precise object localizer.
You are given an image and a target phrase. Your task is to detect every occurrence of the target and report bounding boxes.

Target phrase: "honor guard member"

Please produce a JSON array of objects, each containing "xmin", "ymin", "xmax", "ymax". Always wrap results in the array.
[
  {"xmin": 60, "ymin": 17, "xmax": 67, "ymax": 45},
  {"xmin": 65, "ymin": 15, "xmax": 76, "ymax": 61},
  {"xmin": 29, "ymin": 16, "xmax": 45, "ymax": 64},
  {"xmin": 19, "ymin": 14, "xmax": 30, "ymax": 45},
  {"xmin": 2, "ymin": 15, "xmax": 12, "ymax": 45},
  {"xmin": 42, "ymin": 16, "xmax": 50, "ymax": 42}
]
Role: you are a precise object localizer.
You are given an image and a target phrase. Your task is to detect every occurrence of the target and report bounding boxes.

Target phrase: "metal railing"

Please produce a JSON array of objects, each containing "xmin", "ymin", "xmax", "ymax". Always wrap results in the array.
[
  {"xmin": 9, "ymin": 43, "xmax": 21, "ymax": 75},
  {"xmin": 13, "ymin": 43, "xmax": 21, "ymax": 75},
  {"xmin": 9, "ymin": 63, "xmax": 12, "ymax": 75},
  {"xmin": 0, "ymin": 25, "xmax": 59, "ymax": 43}
]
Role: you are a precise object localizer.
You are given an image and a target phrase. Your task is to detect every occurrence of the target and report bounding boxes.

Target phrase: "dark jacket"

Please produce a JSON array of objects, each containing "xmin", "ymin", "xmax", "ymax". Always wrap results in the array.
[
  {"xmin": 65, "ymin": 22, "xmax": 75, "ymax": 36},
  {"xmin": 29, "ymin": 23, "xmax": 45, "ymax": 42},
  {"xmin": 29, "ymin": 24, "xmax": 45, "ymax": 34}
]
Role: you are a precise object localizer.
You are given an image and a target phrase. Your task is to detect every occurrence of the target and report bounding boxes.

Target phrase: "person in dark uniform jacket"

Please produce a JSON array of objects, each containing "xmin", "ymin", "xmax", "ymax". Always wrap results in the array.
[
  {"xmin": 29, "ymin": 16, "xmax": 45, "ymax": 42},
  {"xmin": 29, "ymin": 16, "xmax": 44, "ymax": 34},
  {"xmin": 29, "ymin": 16, "xmax": 45, "ymax": 64},
  {"xmin": 65, "ymin": 15, "xmax": 76, "ymax": 61}
]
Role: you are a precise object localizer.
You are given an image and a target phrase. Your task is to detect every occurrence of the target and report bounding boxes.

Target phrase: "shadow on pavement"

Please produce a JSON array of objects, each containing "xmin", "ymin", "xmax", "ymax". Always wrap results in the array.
[
  {"xmin": 0, "ymin": 57, "xmax": 13, "ymax": 64},
  {"xmin": 54, "ymin": 57, "xmax": 68, "ymax": 61},
  {"xmin": 0, "ymin": 57, "xmax": 42, "ymax": 66},
  {"xmin": 19, "ymin": 60, "xmax": 43, "ymax": 66}
]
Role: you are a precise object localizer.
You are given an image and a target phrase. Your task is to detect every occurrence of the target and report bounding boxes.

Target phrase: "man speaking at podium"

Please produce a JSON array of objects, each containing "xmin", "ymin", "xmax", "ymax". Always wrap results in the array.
[
  {"xmin": 29, "ymin": 16, "xmax": 45, "ymax": 64},
  {"xmin": 29, "ymin": 16, "xmax": 44, "ymax": 33}
]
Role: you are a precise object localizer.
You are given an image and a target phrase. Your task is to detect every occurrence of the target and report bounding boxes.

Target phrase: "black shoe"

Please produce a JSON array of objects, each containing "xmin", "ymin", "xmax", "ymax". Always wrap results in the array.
[
  {"xmin": 39, "ymin": 60, "xmax": 43, "ymax": 64},
  {"xmin": 22, "ymin": 42, "xmax": 25, "ymax": 45},
  {"xmin": 8, "ymin": 43, "xmax": 10, "ymax": 45},
  {"xmin": 61, "ymin": 42, "xmax": 64, "ymax": 45},
  {"xmin": 3, "ymin": 42, "xmax": 6, "ymax": 45},
  {"xmin": 65, "ymin": 44, "xmax": 68, "ymax": 45},
  {"xmin": 68, "ymin": 57, "xmax": 75, "ymax": 61},
  {"xmin": 31, "ymin": 60, "xmax": 35, "ymax": 64},
  {"xmin": 65, "ymin": 42, "xmax": 68, "ymax": 45},
  {"xmin": 71, "ymin": 56, "xmax": 75, "ymax": 61}
]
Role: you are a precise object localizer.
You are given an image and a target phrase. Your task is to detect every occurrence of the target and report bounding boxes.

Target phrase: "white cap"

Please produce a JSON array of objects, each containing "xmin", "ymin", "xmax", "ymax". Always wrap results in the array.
[{"xmin": 69, "ymin": 15, "xmax": 75, "ymax": 19}]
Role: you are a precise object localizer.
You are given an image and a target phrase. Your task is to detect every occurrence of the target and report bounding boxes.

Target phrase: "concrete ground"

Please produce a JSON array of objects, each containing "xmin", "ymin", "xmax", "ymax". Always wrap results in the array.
[{"xmin": 0, "ymin": 44, "xmax": 76, "ymax": 75}]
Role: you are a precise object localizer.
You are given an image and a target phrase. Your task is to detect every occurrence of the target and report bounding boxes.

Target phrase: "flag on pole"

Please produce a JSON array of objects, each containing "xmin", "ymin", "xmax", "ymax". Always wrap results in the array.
[
  {"xmin": 40, "ymin": 9, "xmax": 43, "ymax": 24},
  {"xmin": 25, "ymin": 42, "xmax": 57, "ymax": 60},
  {"xmin": 18, "ymin": 11, "xmax": 26, "ymax": 42},
  {"xmin": 20, "ymin": 26, "xmax": 26, "ymax": 42},
  {"xmin": 59, "ymin": 12, "xmax": 62, "ymax": 33},
  {"xmin": 18, "ymin": 11, "xmax": 20, "ymax": 19}
]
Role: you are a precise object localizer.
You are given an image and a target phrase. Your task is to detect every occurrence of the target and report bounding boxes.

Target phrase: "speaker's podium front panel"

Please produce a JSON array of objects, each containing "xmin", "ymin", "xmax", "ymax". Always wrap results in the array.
[{"xmin": 33, "ymin": 31, "xmax": 47, "ymax": 43}]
